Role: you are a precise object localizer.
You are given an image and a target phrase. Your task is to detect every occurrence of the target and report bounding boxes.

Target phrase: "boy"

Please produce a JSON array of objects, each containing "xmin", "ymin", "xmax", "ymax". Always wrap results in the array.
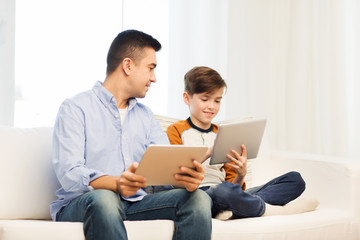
[
  {"xmin": 51, "ymin": 31, "xmax": 212, "ymax": 240},
  {"xmin": 167, "ymin": 66, "xmax": 319, "ymax": 220}
]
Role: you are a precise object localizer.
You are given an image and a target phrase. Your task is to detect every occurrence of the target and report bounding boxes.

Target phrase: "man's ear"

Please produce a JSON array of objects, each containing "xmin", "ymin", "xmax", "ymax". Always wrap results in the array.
[
  {"xmin": 183, "ymin": 92, "xmax": 191, "ymax": 106},
  {"xmin": 121, "ymin": 58, "xmax": 132, "ymax": 75}
]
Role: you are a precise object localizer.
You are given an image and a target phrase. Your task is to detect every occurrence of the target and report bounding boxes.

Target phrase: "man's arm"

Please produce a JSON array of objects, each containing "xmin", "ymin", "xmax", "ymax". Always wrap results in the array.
[
  {"xmin": 90, "ymin": 162, "xmax": 147, "ymax": 197},
  {"xmin": 53, "ymin": 100, "xmax": 105, "ymax": 193}
]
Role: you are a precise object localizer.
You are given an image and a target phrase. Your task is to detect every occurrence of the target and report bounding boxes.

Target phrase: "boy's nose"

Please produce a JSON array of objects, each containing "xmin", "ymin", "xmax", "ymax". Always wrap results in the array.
[{"xmin": 208, "ymin": 102, "xmax": 215, "ymax": 109}]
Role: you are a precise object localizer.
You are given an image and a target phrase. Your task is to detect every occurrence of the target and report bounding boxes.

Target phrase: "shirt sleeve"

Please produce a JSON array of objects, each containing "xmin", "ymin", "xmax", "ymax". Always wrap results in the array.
[
  {"xmin": 52, "ymin": 100, "xmax": 105, "ymax": 193},
  {"xmin": 166, "ymin": 124, "xmax": 183, "ymax": 145},
  {"xmin": 224, "ymin": 164, "xmax": 246, "ymax": 190},
  {"xmin": 148, "ymin": 111, "xmax": 170, "ymax": 145}
]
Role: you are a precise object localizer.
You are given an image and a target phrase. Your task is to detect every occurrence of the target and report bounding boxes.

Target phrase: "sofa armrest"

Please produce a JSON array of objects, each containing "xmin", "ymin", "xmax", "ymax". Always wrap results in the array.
[{"xmin": 251, "ymin": 150, "xmax": 360, "ymax": 220}]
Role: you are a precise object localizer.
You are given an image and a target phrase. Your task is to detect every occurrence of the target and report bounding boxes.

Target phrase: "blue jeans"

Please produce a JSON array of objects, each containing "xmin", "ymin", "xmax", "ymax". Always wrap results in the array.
[
  {"xmin": 201, "ymin": 171, "xmax": 305, "ymax": 218},
  {"xmin": 57, "ymin": 188, "xmax": 212, "ymax": 240}
]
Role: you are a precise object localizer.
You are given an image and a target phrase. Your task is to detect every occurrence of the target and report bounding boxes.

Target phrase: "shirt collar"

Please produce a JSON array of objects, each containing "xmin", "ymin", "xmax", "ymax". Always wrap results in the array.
[
  {"xmin": 187, "ymin": 117, "xmax": 214, "ymax": 133},
  {"xmin": 92, "ymin": 81, "xmax": 137, "ymax": 110}
]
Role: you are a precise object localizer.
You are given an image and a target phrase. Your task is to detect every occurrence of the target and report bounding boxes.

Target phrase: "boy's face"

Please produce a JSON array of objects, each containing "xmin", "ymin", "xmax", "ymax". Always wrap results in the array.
[{"xmin": 184, "ymin": 87, "xmax": 224, "ymax": 129}]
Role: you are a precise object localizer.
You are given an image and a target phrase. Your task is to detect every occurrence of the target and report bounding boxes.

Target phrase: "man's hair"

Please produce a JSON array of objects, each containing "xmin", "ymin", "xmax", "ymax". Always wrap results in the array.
[
  {"xmin": 106, "ymin": 29, "xmax": 162, "ymax": 75},
  {"xmin": 184, "ymin": 66, "xmax": 227, "ymax": 95}
]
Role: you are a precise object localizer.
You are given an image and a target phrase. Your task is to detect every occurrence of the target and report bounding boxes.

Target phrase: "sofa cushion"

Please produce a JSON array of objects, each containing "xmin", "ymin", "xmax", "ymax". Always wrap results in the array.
[
  {"xmin": 0, "ymin": 209, "xmax": 357, "ymax": 240},
  {"xmin": 0, "ymin": 127, "xmax": 58, "ymax": 220}
]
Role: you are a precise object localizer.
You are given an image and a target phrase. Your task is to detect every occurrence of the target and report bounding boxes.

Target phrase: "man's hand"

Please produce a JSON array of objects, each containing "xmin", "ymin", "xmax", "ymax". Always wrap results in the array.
[
  {"xmin": 117, "ymin": 162, "xmax": 147, "ymax": 198},
  {"xmin": 225, "ymin": 144, "xmax": 247, "ymax": 185},
  {"xmin": 174, "ymin": 160, "xmax": 205, "ymax": 192}
]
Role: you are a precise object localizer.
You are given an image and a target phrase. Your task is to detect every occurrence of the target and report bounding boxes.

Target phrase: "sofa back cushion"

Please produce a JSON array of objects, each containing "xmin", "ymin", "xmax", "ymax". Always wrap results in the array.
[{"xmin": 0, "ymin": 126, "xmax": 59, "ymax": 220}]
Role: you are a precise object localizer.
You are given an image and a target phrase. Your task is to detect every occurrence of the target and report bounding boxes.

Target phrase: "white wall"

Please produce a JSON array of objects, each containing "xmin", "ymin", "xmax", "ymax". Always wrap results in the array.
[{"xmin": 0, "ymin": 0, "xmax": 15, "ymax": 126}]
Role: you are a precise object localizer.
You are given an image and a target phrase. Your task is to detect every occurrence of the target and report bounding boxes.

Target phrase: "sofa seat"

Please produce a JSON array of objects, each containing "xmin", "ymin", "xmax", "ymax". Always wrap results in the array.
[{"xmin": 0, "ymin": 208, "xmax": 356, "ymax": 240}]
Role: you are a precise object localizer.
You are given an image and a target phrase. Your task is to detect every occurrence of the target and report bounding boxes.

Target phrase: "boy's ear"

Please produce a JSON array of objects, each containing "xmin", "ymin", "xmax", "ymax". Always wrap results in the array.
[{"xmin": 183, "ymin": 92, "xmax": 191, "ymax": 106}]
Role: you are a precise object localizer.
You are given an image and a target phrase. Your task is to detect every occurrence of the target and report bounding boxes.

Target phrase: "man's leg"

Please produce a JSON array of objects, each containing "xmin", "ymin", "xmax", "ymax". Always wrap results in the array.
[
  {"xmin": 125, "ymin": 189, "xmax": 212, "ymax": 240},
  {"xmin": 57, "ymin": 189, "xmax": 127, "ymax": 240}
]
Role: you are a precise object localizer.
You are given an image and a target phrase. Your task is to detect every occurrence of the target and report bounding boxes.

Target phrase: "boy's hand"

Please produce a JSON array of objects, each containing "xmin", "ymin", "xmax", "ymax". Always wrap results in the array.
[
  {"xmin": 117, "ymin": 162, "xmax": 147, "ymax": 198},
  {"xmin": 174, "ymin": 160, "xmax": 205, "ymax": 192},
  {"xmin": 225, "ymin": 144, "xmax": 247, "ymax": 184}
]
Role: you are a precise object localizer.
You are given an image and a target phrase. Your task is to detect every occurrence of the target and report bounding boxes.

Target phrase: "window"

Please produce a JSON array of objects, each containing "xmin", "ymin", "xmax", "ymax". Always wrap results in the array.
[{"xmin": 15, "ymin": 0, "xmax": 123, "ymax": 127}]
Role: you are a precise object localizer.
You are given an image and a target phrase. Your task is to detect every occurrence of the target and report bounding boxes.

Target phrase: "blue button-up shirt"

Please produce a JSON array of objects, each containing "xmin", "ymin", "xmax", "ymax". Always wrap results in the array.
[{"xmin": 50, "ymin": 81, "xmax": 169, "ymax": 220}]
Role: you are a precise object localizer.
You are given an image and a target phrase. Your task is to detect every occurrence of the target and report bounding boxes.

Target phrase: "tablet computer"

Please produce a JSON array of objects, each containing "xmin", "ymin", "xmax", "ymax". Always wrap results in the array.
[
  {"xmin": 209, "ymin": 119, "xmax": 266, "ymax": 165},
  {"xmin": 135, "ymin": 145, "xmax": 208, "ymax": 186}
]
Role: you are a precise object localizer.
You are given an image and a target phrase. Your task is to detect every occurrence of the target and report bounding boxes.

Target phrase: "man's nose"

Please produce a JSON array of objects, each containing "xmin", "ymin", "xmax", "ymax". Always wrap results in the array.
[{"xmin": 150, "ymin": 73, "xmax": 156, "ymax": 83}]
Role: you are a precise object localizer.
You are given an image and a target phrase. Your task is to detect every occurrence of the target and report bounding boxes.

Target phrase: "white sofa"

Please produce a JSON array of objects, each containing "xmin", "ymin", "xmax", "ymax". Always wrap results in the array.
[{"xmin": 1, "ymin": 120, "xmax": 359, "ymax": 240}]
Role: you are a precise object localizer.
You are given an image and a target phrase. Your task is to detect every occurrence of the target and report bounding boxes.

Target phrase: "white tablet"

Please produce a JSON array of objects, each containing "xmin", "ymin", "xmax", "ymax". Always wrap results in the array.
[
  {"xmin": 209, "ymin": 119, "xmax": 266, "ymax": 165},
  {"xmin": 135, "ymin": 145, "xmax": 208, "ymax": 186}
]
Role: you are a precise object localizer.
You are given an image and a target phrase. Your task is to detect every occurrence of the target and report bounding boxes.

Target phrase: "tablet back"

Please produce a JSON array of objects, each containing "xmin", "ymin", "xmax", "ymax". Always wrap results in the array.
[
  {"xmin": 210, "ymin": 119, "xmax": 266, "ymax": 165},
  {"xmin": 135, "ymin": 145, "xmax": 208, "ymax": 186}
]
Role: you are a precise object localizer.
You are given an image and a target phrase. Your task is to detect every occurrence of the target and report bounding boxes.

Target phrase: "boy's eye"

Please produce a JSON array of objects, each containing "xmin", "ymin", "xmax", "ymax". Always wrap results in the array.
[{"xmin": 201, "ymin": 99, "xmax": 208, "ymax": 102}]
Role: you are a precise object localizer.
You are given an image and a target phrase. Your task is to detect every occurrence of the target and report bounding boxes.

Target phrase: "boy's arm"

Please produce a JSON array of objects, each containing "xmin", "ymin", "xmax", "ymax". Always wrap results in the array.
[
  {"xmin": 166, "ymin": 124, "xmax": 183, "ymax": 145},
  {"xmin": 224, "ymin": 165, "xmax": 246, "ymax": 190}
]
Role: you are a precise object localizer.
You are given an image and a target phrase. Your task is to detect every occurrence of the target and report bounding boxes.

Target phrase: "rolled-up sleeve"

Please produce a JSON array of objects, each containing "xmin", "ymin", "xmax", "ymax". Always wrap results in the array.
[{"xmin": 52, "ymin": 100, "xmax": 105, "ymax": 193}]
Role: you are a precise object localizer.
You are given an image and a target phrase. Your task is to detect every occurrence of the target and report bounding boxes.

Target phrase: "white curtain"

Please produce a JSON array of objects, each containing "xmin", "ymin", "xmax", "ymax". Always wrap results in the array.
[
  {"xmin": 0, "ymin": 0, "xmax": 15, "ymax": 126},
  {"xmin": 273, "ymin": 0, "xmax": 349, "ymax": 156},
  {"xmin": 345, "ymin": 0, "xmax": 360, "ymax": 158},
  {"xmin": 225, "ymin": 0, "xmax": 360, "ymax": 158},
  {"xmin": 274, "ymin": 0, "xmax": 360, "ymax": 158}
]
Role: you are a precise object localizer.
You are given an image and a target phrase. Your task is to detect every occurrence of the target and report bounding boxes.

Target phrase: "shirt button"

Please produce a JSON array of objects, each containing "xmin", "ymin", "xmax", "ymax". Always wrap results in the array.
[{"xmin": 115, "ymin": 114, "xmax": 118, "ymax": 118}]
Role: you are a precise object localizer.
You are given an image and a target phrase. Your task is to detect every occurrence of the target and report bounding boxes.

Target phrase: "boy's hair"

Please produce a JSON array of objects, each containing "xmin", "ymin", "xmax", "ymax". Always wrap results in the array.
[
  {"xmin": 106, "ymin": 29, "xmax": 162, "ymax": 75},
  {"xmin": 184, "ymin": 66, "xmax": 227, "ymax": 95}
]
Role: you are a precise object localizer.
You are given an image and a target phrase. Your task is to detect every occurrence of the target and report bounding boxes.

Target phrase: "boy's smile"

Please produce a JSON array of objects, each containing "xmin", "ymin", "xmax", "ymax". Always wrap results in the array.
[{"xmin": 184, "ymin": 87, "xmax": 224, "ymax": 129}]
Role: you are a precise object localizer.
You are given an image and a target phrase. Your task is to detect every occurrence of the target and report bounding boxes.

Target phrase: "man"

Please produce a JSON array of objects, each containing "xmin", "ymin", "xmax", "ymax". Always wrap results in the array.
[{"xmin": 50, "ymin": 30, "xmax": 212, "ymax": 240}]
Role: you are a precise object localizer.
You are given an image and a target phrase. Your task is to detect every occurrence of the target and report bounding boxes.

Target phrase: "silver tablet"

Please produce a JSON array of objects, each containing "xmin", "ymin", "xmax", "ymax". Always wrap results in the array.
[
  {"xmin": 135, "ymin": 145, "xmax": 208, "ymax": 186},
  {"xmin": 209, "ymin": 119, "xmax": 266, "ymax": 165}
]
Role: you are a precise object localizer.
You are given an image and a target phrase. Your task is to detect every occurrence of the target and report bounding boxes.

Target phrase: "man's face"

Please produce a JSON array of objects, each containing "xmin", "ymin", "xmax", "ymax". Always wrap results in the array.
[
  {"xmin": 184, "ymin": 87, "xmax": 224, "ymax": 129},
  {"xmin": 129, "ymin": 47, "xmax": 157, "ymax": 98}
]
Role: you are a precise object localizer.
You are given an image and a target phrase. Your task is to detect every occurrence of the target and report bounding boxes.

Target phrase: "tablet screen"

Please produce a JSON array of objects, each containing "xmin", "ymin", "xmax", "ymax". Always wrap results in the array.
[
  {"xmin": 135, "ymin": 145, "xmax": 208, "ymax": 186},
  {"xmin": 209, "ymin": 119, "xmax": 266, "ymax": 165}
]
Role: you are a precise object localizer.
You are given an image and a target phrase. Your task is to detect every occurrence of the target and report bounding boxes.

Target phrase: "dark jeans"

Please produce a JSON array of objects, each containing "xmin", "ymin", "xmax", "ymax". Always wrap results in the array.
[
  {"xmin": 57, "ymin": 188, "xmax": 212, "ymax": 240},
  {"xmin": 201, "ymin": 171, "xmax": 305, "ymax": 218}
]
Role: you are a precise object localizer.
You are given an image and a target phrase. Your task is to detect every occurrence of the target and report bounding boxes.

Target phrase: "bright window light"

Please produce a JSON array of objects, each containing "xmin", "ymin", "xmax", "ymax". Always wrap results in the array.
[{"xmin": 14, "ymin": 0, "xmax": 123, "ymax": 127}]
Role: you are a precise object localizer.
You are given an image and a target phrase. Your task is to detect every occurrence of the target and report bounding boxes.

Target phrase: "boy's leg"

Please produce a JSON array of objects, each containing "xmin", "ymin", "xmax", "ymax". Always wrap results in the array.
[
  {"xmin": 205, "ymin": 181, "xmax": 266, "ymax": 218},
  {"xmin": 57, "ymin": 189, "xmax": 127, "ymax": 240},
  {"xmin": 125, "ymin": 188, "xmax": 212, "ymax": 240},
  {"xmin": 246, "ymin": 171, "xmax": 306, "ymax": 205}
]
